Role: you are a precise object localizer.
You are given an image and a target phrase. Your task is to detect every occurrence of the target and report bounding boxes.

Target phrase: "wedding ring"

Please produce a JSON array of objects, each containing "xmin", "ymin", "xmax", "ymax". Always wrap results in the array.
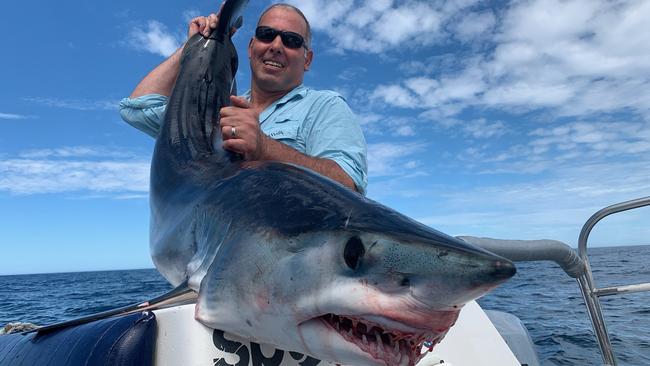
[{"xmin": 230, "ymin": 126, "xmax": 237, "ymax": 138}]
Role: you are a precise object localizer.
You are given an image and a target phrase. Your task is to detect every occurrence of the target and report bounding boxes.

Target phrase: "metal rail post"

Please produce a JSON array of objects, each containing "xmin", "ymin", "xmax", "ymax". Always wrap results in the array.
[{"xmin": 577, "ymin": 196, "xmax": 650, "ymax": 366}]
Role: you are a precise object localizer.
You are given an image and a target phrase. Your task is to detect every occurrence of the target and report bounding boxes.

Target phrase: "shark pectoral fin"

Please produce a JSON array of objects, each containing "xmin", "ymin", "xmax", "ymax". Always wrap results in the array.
[
  {"xmin": 141, "ymin": 281, "xmax": 198, "ymax": 309},
  {"xmin": 31, "ymin": 283, "xmax": 196, "ymax": 335},
  {"xmin": 186, "ymin": 214, "xmax": 233, "ymax": 290},
  {"xmin": 194, "ymin": 258, "xmax": 232, "ymax": 329},
  {"xmin": 193, "ymin": 232, "xmax": 255, "ymax": 331}
]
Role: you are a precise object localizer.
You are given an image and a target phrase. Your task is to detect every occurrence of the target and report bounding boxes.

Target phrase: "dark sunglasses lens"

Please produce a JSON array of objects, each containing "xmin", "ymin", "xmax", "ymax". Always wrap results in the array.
[
  {"xmin": 280, "ymin": 32, "xmax": 304, "ymax": 49},
  {"xmin": 255, "ymin": 26, "xmax": 304, "ymax": 49},
  {"xmin": 255, "ymin": 27, "xmax": 278, "ymax": 42}
]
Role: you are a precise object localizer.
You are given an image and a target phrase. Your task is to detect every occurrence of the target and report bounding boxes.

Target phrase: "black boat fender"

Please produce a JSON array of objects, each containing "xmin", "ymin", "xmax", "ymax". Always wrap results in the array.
[{"xmin": 0, "ymin": 311, "xmax": 156, "ymax": 366}]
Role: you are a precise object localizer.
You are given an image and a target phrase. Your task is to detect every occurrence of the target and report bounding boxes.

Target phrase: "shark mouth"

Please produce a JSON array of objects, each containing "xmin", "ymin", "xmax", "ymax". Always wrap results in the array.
[{"xmin": 319, "ymin": 313, "xmax": 442, "ymax": 366}]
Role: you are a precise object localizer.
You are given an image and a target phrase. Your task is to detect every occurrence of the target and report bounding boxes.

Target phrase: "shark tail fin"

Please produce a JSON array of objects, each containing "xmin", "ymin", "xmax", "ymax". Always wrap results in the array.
[
  {"xmin": 151, "ymin": 0, "xmax": 249, "ymax": 201},
  {"xmin": 214, "ymin": 0, "xmax": 248, "ymax": 37}
]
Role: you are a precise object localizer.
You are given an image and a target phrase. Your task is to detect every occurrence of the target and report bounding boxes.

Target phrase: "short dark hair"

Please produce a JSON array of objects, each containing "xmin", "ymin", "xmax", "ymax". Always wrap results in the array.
[{"xmin": 257, "ymin": 3, "xmax": 312, "ymax": 49}]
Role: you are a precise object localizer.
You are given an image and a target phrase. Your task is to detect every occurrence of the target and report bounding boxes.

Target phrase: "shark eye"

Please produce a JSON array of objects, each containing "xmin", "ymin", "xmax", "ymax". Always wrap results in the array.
[{"xmin": 344, "ymin": 236, "xmax": 365, "ymax": 270}]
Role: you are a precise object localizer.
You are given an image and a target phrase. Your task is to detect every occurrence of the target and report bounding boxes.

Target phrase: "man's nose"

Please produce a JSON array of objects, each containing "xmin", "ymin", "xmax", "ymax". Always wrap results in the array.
[{"xmin": 268, "ymin": 34, "xmax": 284, "ymax": 51}]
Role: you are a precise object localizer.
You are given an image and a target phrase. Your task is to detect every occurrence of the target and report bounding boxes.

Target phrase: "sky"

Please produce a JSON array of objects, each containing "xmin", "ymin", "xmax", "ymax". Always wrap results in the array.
[{"xmin": 1, "ymin": 0, "xmax": 649, "ymax": 275}]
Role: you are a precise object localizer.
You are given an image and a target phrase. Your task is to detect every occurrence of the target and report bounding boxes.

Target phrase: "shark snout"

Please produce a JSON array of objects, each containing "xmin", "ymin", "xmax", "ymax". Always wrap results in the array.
[
  {"xmin": 490, "ymin": 257, "xmax": 517, "ymax": 280},
  {"xmin": 363, "ymin": 233, "xmax": 516, "ymax": 310}
]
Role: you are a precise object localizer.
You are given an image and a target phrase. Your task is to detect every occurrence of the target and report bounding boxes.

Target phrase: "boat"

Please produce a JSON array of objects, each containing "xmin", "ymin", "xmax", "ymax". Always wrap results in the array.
[{"xmin": 1, "ymin": 196, "xmax": 648, "ymax": 365}]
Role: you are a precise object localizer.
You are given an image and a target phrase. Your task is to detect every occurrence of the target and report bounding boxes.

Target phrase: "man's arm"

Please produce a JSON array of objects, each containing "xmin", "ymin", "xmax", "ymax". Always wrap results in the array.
[
  {"xmin": 259, "ymin": 136, "xmax": 357, "ymax": 191},
  {"xmin": 130, "ymin": 48, "xmax": 183, "ymax": 98}
]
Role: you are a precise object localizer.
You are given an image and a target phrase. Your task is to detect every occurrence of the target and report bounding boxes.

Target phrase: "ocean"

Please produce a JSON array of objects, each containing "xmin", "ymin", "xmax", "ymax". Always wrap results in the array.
[{"xmin": 1, "ymin": 245, "xmax": 649, "ymax": 365}]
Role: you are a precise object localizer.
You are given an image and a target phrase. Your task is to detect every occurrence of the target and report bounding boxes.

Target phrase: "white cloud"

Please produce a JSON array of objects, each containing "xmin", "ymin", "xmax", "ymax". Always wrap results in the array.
[
  {"xmin": 18, "ymin": 146, "xmax": 138, "ymax": 159},
  {"xmin": 0, "ymin": 112, "xmax": 32, "ymax": 120},
  {"xmin": 366, "ymin": 0, "xmax": 650, "ymax": 120},
  {"xmin": 0, "ymin": 147, "xmax": 149, "ymax": 196},
  {"xmin": 370, "ymin": 85, "xmax": 415, "ymax": 108},
  {"xmin": 128, "ymin": 20, "xmax": 182, "ymax": 57},
  {"xmin": 337, "ymin": 66, "xmax": 368, "ymax": 81},
  {"xmin": 22, "ymin": 97, "xmax": 118, "ymax": 111},
  {"xmin": 367, "ymin": 142, "xmax": 425, "ymax": 177},
  {"xmin": 404, "ymin": 78, "xmax": 439, "ymax": 97},
  {"xmin": 358, "ymin": 113, "xmax": 422, "ymax": 138},
  {"xmin": 463, "ymin": 119, "xmax": 507, "ymax": 139},
  {"xmin": 290, "ymin": 0, "xmax": 480, "ymax": 53},
  {"xmin": 395, "ymin": 125, "xmax": 415, "ymax": 136},
  {"xmin": 528, "ymin": 120, "xmax": 650, "ymax": 157},
  {"xmin": 292, "ymin": 0, "xmax": 353, "ymax": 30},
  {"xmin": 481, "ymin": 82, "xmax": 575, "ymax": 109},
  {"xmin": 357, "ymin": 113, "xmax": 382, "ymax": 127},
  {"xmin": 450, "ymin": 117, "xmax": 650, "ymax": 177},
  {"xmin": 497, "ymin": 0, "xmax": 599, "ymax": 47},
  {"xmin": 452, "ymin": 11, "xmax": 496, "ymax": 42}
]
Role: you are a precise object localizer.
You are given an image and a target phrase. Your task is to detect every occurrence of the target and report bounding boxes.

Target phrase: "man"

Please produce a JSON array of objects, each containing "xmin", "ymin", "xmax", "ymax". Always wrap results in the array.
[{"xmin": 120, "ymin": 4, "xmax": 367, "ymax": 194}]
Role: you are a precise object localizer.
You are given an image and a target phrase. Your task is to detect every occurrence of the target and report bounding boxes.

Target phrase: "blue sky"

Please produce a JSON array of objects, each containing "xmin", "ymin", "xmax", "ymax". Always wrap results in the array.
[{"xmin": 1, "ymin": 0, "xmax": 648, "ymax": 275}]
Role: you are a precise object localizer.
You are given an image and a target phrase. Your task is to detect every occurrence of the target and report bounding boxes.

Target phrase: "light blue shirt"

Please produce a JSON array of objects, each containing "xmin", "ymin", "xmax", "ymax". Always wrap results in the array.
[{"xmin": 119, "ymin": 85, "xmax": 368, "ymax": 194}]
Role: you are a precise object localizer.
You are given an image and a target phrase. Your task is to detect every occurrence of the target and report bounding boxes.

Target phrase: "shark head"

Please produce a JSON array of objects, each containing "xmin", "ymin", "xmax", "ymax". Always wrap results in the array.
[{"xmin": 192, "ymin": 163, "xmax": 515, "ymax": 366}]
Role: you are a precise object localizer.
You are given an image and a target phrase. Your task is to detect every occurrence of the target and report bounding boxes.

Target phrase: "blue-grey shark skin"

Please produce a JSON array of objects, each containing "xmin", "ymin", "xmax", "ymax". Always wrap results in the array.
[{"xmin": 150, "ymin": 1, "xmax": 515, "ymax": 365}]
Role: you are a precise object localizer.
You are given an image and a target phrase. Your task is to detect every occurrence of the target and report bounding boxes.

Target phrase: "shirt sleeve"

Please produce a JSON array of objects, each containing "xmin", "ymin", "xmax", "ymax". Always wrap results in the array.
[
  {"xmin": 118, "ymin": 94, "xmax": 169, "ymax": 138},
  {"xmin": 303, "ymin": 94, "xmax": 368, "ymax": 195}
]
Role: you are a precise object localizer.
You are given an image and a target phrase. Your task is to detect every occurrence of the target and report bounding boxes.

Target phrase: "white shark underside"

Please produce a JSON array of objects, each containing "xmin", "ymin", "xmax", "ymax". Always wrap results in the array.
[{"xmin": 149, "ymin": 1, "xmax": 516, "ymax": 365}]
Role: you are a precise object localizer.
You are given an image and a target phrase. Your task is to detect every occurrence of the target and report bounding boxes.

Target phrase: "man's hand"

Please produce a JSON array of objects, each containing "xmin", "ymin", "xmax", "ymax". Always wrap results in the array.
[
  {"xmin": 189, "ymin": 13, "xmax": 219, "ymax": 38},
  {"xmin": 220, "ymin": 96, "xmax": 269, "ymax": 160},
  {"xmin": 188, "ymin": 4, "xmax": 238, "ymax": 40}
]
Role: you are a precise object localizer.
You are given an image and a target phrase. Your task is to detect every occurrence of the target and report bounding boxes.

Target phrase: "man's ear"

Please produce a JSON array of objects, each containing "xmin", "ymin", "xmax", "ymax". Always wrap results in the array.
[
  {"xmin": 304, "ymin": 49, "xmax": 313, "ymax": 71},
  {"xmin": 247, "ymin": 38, "xmax": 253, "ymax": 59}
]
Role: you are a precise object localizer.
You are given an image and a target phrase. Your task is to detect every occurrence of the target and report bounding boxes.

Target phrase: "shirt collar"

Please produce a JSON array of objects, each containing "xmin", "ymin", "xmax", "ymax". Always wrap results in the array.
[{"xmin": 243, "ymin": 84, "xmax": 307, "ymax": 123}]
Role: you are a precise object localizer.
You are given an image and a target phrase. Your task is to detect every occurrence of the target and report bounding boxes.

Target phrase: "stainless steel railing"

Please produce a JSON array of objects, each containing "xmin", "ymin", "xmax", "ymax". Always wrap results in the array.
[
  {"xmin": 576, "ymin": 196, "xmax": 650, "ymax": 366},
  {"xmin": 461, "ymin": 196, "xmax": 650, "ymax": 366}
]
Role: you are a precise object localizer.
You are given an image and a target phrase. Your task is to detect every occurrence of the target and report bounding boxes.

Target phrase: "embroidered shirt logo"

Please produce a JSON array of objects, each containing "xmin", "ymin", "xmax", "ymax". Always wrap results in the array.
[{"xmin": 268, "ymin": 130, "xmax": 286, "ymax": 138}]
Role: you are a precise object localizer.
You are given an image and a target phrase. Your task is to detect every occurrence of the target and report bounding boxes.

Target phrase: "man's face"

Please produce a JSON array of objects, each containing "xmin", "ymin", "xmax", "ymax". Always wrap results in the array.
[{"xmin": 248, "ymin": 7, "xmax": 313, "ymax": 94}]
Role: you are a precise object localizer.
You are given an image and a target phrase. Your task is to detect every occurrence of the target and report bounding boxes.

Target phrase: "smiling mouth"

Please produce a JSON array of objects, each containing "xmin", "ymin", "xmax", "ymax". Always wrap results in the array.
[
  {"xmin": 263, "ymin": 60, "xmax": 284, "ymax": 69},
  {"xmin": 318, "ymin": 313, "xmax": 441, "ymax": 366}
]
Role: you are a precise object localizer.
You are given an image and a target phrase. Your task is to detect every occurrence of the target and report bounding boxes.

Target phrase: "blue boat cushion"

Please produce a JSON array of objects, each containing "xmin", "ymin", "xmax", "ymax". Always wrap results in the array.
[{"xmin": 0, "ymin": 312, "xmax": 156, "ymax": 366}]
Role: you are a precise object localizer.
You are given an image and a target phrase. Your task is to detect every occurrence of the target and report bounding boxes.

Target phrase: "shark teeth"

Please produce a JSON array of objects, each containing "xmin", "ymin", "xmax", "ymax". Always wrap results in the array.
[
  {"xmin": 375, "ymin": 331, "xmax": 384, "ymax": 358},
  {"xmin": 320, "ymin": 313, "xmax": 438, "ymax": 366}
]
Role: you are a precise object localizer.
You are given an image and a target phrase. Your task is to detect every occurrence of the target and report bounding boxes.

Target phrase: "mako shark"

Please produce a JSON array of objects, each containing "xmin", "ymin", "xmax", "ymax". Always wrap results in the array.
[{"xmin": 150, "ymin": 0, "xmax": 516, "ymax": 365}]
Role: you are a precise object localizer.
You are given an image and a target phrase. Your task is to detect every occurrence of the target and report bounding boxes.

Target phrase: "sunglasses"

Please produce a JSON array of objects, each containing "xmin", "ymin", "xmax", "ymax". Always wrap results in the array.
[{"xmin": 255, "ymin": 26, "xmax": 308, "ymax": 50}]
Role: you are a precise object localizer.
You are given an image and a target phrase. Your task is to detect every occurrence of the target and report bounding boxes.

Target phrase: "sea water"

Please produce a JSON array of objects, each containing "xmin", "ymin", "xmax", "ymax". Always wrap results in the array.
[
  {"xmin": 1, "ymin": 246, "xmax": 649, "ymax": 365},
  {"xmin": 480, "ymin": 245, "xmax": 650, "ymax": 365}
]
